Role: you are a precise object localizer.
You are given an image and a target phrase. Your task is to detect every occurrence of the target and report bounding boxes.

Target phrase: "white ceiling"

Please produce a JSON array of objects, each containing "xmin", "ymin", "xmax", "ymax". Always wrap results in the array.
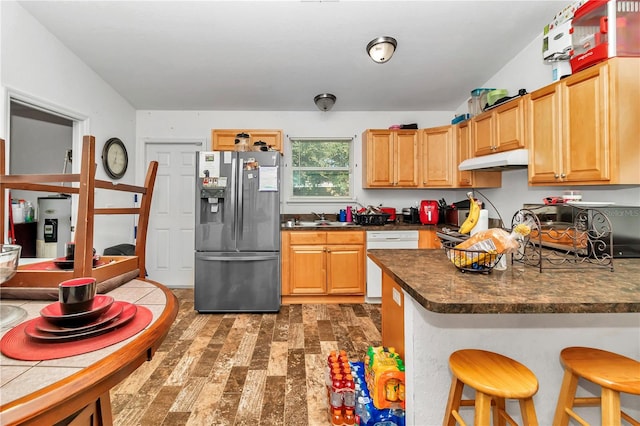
[{"xmin": 17, "ymin": 1, "xmax": 566, "ymax": 112}]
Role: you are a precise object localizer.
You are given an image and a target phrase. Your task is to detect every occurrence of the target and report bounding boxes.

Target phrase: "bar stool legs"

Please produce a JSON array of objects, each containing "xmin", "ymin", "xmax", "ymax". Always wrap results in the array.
[
  {"xmin": 553, "ymin": 346, "xmax": 640, "ymax": 426},
  {"xmin": 443, "ymin": 349, "xmax": 539, "ymax": 426}
]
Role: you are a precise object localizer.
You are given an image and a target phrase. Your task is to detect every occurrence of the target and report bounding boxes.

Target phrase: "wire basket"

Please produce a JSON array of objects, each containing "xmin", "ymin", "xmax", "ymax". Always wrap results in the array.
[
  {"xmin": 442, "ymin": 241, "xmax": 502, "ymax": 274},
  {"xmin": 353, "ymin": 213, "xmax": 390, "ymax": 226}
]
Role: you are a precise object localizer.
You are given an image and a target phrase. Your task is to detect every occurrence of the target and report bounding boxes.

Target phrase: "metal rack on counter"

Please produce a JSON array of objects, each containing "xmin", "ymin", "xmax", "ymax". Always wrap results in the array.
[{"xmin": 510, "ymin": 208, "xmax": 614, "ymax": 272}]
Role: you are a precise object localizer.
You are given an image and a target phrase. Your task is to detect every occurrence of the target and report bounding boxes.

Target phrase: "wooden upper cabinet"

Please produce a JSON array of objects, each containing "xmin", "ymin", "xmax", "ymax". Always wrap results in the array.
[
  {"xmin": 211, "ymin": 129, "xmax": 283, "ymax": 152},
  {"xmin": 528, "ymin": 84, "xmax": 564, "ymax": 183},
  {"xmin": 456, "ymin": 122, "xmax": 474, "ymax": 187},
  {"xmin": 362, "ymin": 130, "xmax": 419, "ymax": 188},
  {"xmin": 455, "ymin": 122, "xmax": 502, "ymax": 188},
  {"xmin": 529, "ymin": 58, "xmax": 639, "ymax": 185},
  {"xmin": 472, "ymin": 97, "xmax": 526, "ymax": 156},
  {"xmin": 420, "ymin": 125, "xmax": 455, "ymax": 187},
  {"xmin": 562, "ymin": 64, "xmax": 609, "ymax": 182}
]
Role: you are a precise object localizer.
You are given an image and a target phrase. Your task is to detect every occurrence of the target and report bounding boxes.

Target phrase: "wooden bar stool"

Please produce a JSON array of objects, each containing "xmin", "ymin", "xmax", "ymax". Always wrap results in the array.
[
  {"xmin": 553, "ymin": 346, "xmax": 640, "ymax": 426},
  {"xmin": 443, "ymin": 349, "xmax": 539, "ymax": 426}
]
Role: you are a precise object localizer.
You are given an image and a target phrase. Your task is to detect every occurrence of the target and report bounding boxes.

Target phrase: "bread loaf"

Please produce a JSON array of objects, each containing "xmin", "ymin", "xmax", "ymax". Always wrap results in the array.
[{"xmin": 454, "ymin": 228, "xmax": 520, "ymax": 254}]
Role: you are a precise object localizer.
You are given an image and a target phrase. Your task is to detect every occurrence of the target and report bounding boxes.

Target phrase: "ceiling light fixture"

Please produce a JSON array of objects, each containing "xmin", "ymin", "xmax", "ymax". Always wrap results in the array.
[
  {"xmin": 314, "ymin": 93, "xmax": 336, "ymax": 111},
  {"xmin": 366, "ymin": 36, "xmax": 397, "ymax": 64}
]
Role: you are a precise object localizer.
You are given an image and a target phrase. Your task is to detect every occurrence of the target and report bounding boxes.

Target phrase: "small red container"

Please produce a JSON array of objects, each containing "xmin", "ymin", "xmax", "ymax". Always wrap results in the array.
[{"xmin": 419, "ymin": 200, "xmax": 439, "ymax": 225}]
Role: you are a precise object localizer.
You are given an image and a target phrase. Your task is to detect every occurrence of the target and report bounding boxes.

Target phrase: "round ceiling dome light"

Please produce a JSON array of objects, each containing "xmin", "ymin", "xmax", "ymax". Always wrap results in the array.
[
  {"xmin": 366, "ymin": 36, "xmax": 397, "ymax": 64},
  {"xmin": 314, "ymin": 93, "xmax": 337, "ymax": 111}
]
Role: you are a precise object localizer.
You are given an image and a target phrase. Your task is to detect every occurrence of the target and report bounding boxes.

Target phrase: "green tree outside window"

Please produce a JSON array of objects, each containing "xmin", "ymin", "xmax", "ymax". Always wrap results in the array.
[{"xmin": 290, "ymin": 138, "xmax": 352, "ymax": 198}]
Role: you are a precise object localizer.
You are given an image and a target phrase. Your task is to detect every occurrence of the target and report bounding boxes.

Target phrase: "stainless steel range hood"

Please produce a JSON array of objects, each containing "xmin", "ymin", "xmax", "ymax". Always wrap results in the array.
[{"xmin": 458, "ymin": 149, "xmax": 528, "ymax": 171}]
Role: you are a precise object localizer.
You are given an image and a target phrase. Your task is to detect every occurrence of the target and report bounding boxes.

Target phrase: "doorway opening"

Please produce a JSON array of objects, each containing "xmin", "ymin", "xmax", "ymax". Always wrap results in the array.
[{"xmin": 7, "ymin": 97, "xmax": 86, "ymax": 257}]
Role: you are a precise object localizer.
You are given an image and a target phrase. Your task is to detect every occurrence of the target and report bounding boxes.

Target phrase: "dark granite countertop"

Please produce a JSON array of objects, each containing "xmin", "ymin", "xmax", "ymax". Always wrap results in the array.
[
  {"xmin": 281, "ymin": 222, "xmax": 437, "ymax": 231},
  {"xmin": 367, "ymin": 249, "xmax": 640, "ymax": 314}
]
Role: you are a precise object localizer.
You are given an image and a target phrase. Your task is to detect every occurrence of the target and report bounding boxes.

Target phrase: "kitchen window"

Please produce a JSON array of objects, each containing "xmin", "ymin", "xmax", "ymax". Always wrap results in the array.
[{"xmin": 288, "ymin": 137, "xmax": 353, "ymax": 200}]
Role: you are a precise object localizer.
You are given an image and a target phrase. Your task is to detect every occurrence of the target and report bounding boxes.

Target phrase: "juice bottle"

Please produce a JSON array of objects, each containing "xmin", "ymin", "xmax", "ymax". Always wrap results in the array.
[
  {"xmin": 330, "ymin": 408, "xmax": 344, "ymax": 426},
  {"xmin": 343, "ymin": 408, "xmax": 356, "ymax": 426},
  {"xmin": 343, "ymin": 374, "xmax": 356, "ymax": 410},
  {"xmin": 330, "ymin": 373, "xmax": 344, "ymax": 410}
]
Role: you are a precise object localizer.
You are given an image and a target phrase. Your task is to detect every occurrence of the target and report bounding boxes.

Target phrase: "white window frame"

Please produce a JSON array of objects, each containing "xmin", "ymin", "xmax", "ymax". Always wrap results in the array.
[{"xmin": 287, "ymin": 136, "xmax": 354, "ymax": 203}]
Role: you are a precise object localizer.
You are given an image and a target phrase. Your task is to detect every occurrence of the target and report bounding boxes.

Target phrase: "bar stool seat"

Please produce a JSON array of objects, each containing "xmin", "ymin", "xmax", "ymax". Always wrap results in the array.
[
  {"xmin": 553, "ymin": 346, "xmax": 640, "ymax": 426},
  {"xmin": 443, "ymin": 349, "xmax": 539, "ymax": 426}
]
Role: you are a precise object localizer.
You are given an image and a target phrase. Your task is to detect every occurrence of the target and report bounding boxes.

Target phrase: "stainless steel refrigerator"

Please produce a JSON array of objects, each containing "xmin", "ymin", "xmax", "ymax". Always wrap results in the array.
[{"xmin": 194, "ymin": 151, "xmax": 281, "ymax": 312}]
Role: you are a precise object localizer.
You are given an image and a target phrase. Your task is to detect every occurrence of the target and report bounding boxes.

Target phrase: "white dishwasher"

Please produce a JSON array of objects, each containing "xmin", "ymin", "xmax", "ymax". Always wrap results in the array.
[{"xmin": 366, "ymin": 230, "xmax": 419, "ymax": 303}]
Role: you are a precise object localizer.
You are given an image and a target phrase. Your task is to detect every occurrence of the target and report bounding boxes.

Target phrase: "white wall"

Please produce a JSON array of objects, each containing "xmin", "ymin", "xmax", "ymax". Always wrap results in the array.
[{"xmin": 1, "ymin": 1, "xmax": 138, "ymax": 253}]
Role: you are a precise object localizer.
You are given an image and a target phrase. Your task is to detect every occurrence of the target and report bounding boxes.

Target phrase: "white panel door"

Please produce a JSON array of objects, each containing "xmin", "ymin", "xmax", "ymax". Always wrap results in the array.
[{"xmin": 145, "ymin": 142, "xmax": 202, "ymax": 288}]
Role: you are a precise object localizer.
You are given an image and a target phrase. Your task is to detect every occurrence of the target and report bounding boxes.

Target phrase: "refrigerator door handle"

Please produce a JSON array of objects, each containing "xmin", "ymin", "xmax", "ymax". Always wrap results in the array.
[
  {"xmin": 230, "ymin": 156, "xmax": 237, "ymax": 241},
  {"xmin": 196, "ymin": 254, "xmax": 280, "ymax": 262},
  {"xmin": 238, "ymin": 158, "xmax": 244, "ymax": 240}
]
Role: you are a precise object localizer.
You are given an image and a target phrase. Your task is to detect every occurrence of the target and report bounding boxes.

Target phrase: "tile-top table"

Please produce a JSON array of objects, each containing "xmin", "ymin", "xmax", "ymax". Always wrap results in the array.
[{"xmin": 0, "ymin": 279, "xmax": 178, "ymax": 426}]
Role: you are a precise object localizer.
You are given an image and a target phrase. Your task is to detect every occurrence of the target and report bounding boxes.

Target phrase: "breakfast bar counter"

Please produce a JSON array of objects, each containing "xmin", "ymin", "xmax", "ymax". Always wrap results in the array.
[
  {"xmin": 367, "ymin": 249, "xmax": 640, "ymax": 314},
  {"xmin": 367, "ymin": 249, "xmax": 640, "ymax": 425},
  {"xmin": 0, "ymin": 279, "xmax": 177, "ymax": 426}
]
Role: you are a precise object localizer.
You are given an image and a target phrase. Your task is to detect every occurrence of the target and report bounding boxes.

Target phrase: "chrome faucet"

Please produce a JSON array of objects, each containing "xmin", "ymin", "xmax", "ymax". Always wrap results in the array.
[{"xmin": 311, "ymin": 212, "xmax": 326, "ymax": 220}]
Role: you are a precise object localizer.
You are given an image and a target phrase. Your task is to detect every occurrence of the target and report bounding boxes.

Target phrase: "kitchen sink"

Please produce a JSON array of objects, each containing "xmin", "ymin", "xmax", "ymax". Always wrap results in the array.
[
  {"xmin": 303, "ymin": 221, "xmax": 360, "ymax": 227},
  {"xmin": 283, "ymin": 221, "xmax": 360, "ymax": 228}
]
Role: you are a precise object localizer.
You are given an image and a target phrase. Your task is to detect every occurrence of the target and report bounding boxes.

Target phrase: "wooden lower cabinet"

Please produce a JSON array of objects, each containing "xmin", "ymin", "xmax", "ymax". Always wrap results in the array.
[
  {"xmin": 281, "ymin": 230, "xmax": 365, "ymax": 303},
  {"xmin": 418, "ymin": 229, "xmax": 441, "ymax": 249},
  {"xmin": 381, "ymin": 271, "xmax": 404, "ymax": 359}
]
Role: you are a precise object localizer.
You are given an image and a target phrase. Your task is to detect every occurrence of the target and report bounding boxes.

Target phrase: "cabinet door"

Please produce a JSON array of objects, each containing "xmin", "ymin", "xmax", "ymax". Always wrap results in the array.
[
  {"xmin": 418, "ymin": 230, "xmax": 440, "ymax": 249},
  {"xmin": 381, "ymin": 272, "xmax": 404, "ymax": 359},
  {"xmin": 289, "ymin": 245, "xmax": 326, "ymax": 294},
  {"xmin": 456, "ymin": 122, "xmax": 473, "ymax": 187},
  {"xmin": 472, "ymin": 112, "xmax": 495, "ymax": 156},
  {"xmin": 420, "ymin": 126, "xmax": 454, "ymax": 187},
  {"xmin": 250, "ymin": 130, "xmax": 283, "ymax": 152},
  {"xmin": 562, "ymin": 64, "xmax": 610, "ymax": 182},
  {"xmin": 494, "ymin": 97, "xmax": 526, "ymax": 152},
  {"xmin": 211, "ymin": 130, "xmax": 239, "ymax": 151},
  {"xmin": 364, "ymin": 131, "xmax": 395, "ymax": 187},
  {"xmin": 395, "ymin": 131, "xmax": 419, "ymax": 187},
  {"xmin": 528, "ymin": 85, "xmax": 563, "ymax": 184},
  {"xmin": 326, "ymin": 244, "xmax": 364, "ymax": 294}
]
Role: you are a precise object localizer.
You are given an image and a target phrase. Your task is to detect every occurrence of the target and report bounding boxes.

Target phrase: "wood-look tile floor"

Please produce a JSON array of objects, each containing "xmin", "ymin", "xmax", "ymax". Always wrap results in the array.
[{"xmin": 111, "ymin": 289, "xmax": 382, "ymax": 426}]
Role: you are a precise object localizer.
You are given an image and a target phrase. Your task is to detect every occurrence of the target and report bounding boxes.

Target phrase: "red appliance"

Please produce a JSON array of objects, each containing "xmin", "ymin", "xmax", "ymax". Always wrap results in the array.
[
  {"xmin": 419, "ymin": 200, "xmax": 439, "ymax": 225},
  {"xmin": 569, "ymin": 0, "xmax": 640, "ymax": 73},
  {"xmin": 379, "ymin": 207, "xmax": 396, "ymax": 222}
]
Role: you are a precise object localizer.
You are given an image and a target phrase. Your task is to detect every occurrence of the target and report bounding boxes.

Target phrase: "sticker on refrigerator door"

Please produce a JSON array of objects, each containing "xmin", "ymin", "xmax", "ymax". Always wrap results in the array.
[
  {"xmin": 198, "ymin": 152, "xmax": 220, "ymax": 178},
  {"xmin": 259, "ymin": 166, "xmax": 278, "ymax": 191}
]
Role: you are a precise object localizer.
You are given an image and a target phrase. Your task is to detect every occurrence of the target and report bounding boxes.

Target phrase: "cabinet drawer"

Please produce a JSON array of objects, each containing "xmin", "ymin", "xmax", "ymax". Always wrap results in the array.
[
  {"xmin": 326, "ymin": 231, "xmax": 365, "ymax": 244},
  {"xmin": 288, "ymin": 231, "xmax": 327, "ymax": 245}
]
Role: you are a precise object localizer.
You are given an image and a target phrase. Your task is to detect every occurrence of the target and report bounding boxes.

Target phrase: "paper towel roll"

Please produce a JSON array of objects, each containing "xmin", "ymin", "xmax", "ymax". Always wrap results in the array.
[{"xmin": 470, "ymin": 209, "xmax": 489, "ymax": 236}]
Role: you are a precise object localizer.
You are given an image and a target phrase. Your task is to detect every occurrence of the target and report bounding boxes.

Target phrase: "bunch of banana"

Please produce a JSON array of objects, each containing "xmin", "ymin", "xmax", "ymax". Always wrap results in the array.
[
  {"xmin": 458, "ymin": 192, "xmax": 481, "ymax": 234},
  {"xmin": 449, "ymin": 249, "xmax": 497, "ymax": 268}
]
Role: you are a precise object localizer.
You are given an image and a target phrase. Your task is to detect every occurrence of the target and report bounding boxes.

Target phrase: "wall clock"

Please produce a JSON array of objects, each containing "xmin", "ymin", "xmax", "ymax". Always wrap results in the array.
[{"xmin": 101, "ymin": 137, "xmax": 128, "ymax": 179}]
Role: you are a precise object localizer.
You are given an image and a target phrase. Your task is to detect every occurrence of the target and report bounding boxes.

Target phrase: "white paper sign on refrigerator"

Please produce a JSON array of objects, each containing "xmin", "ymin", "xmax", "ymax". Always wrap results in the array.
[
  {"xmin": 198, "ymin": 151, "xmax": 220, "ymax": 178},
  {"xmin": 259, "ymin": 166, "xmax": 278, "ymax": 191}
]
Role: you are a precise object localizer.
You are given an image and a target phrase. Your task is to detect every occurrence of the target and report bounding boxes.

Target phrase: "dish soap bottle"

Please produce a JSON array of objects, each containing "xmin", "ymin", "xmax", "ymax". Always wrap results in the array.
[{"xmin": 24, "ymin": 201, "xmax": 35, "ymax": 223}]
